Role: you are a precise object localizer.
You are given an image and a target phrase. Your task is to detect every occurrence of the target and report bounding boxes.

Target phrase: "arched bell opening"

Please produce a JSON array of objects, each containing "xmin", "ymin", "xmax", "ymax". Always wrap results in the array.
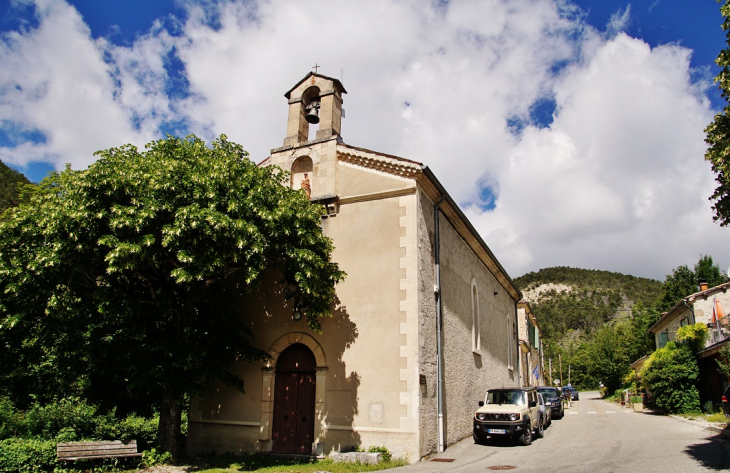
[{"xmin": 302, "ymin": 86, "xmax": 321, "ymax": 141}]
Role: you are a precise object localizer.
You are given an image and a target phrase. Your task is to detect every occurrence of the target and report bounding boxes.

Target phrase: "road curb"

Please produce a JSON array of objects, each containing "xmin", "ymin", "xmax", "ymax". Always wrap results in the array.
[
  {"xmin": 668, "ymin": 414, "xmax": 730, "ymax": 437},
  {"xmin": 600, "ymin": 399, "xmax": 730, "ymax": 437}
]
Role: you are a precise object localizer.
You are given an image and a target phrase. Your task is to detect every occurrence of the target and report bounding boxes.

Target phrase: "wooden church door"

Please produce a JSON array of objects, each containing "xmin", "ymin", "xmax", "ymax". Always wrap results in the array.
[{"xmin": 272, "ymin": 343, "xmax": 316, "ymax": 454}]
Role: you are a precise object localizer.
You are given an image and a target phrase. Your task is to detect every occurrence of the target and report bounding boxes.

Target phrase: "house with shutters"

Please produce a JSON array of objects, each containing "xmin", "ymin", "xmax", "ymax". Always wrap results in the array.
[
  {"xmin": 646, "ymin": 280, "xmax": 730, "ymax": 407},
  {"xmin": 517, "ymin": 301, "xmax": 544, "ymax": 387},
  {"xmin": 186, "ymin": 72, "xmax": 522, "ymax": 462}
]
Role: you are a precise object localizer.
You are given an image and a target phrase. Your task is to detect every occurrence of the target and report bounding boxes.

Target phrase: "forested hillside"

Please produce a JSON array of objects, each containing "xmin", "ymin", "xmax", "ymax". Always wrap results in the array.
[
  {"xmin": 0, "ymin": 159, "xmax": 31, "ymax": 214},
  {"xmin": 515, "ymin": 267, "xmax": 664, "ymax": 390},
  {"xmin": 515, "ymin": 267, "xmax": 662, "ymax": 341}
]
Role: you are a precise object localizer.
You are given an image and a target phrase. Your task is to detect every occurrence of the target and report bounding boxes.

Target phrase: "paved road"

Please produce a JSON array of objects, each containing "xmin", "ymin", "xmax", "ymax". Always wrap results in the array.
[{"xmin": 392, "ymin": 391, "xmax": 730, "ymax": 472}]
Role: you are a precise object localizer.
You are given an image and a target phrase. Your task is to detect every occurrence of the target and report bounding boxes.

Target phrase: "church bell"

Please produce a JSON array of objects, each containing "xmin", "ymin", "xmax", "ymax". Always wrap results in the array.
[{"xmin": 305, "ymin": 103, "xmax": 320, "ymax": 124}]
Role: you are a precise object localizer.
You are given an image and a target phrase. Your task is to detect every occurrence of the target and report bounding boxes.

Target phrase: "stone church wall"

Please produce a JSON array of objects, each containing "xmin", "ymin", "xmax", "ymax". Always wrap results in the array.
[{"xmin": 417, "ymin": 191, "xmax": 517, "ymax": 453}]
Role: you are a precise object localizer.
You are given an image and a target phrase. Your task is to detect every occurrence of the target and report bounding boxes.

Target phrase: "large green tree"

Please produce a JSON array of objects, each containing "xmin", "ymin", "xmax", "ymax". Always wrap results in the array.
[
  {"xmin": 0, "ymin": 135, "xmax": 345, "ymax": 457},
  {"xmin": 657, "ymin": 264, "xmax": 697, "ymax": 312},
  {"xmin": 657, "ymin": 255, "xmax": 728, "ymax": 312},
  {"xmin": 705, "ymin": 0, "xmax": 730, "ymax": 225}
]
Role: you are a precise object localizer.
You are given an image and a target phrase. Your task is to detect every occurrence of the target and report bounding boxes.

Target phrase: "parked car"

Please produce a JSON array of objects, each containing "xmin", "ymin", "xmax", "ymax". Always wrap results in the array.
[
  {"xmin": 722, "ymin": 384, "xmax": 730, "ymax": 418},
  {"xmin": 562, "ymin": 386, "xmax": 579, "ymax": 401},
  {"xmin": 473, "ymin": 387, "xmax": 545, "ymax": 446},
  {"xmin": 537, "ymin": 392, "xmax": 551, "ymax": 428},
  {"xmin": 537, "ymin": 386, "xmax": 564, "ymax": 419}
]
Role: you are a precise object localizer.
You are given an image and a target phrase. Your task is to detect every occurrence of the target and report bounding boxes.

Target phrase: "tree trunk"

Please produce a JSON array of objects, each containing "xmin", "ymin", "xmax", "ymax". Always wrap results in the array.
[{"xmin": 157, "ymin": 398, "xmax": 182, "ymax": 459}]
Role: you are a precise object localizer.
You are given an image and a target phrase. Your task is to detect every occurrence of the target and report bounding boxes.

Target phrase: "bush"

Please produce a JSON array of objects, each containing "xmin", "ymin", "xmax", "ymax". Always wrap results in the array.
[
  {"xmin": 367, "ymin": 446, "xmax": 392, "ymax": 462},
  {"xmin": 24, "ymin": 397, "xmax": 97, "ymax": 440},
  {"xmin": 703, "ymin": 400, "xmax": 718, "ymax": 414},
  {"xmin": 141, "ymin": 448, "xmax": 173, "ymax": 468},
  {"xmin": 0, "ymin": 398, "xmax": 159, "ymax": 471},
  {"xmin": 1, "ymin": 397, "xmax": 158, "ymax": 446},
  {"xmin": 642, "ymin": 344, "xmax": 700, "ymax": 414},
  {"xmin": 0, "ymin": 397, "xmax": 22, "ymax": 440},
  {"xmin": 94, "ymin": 412, "xmax": 158, "ymax": 451},
  {"xmin": 676, "ymin": 323, "xmax": 709, "ymax": 353},
  {"xmin": 0, "ymin": 437, "xmax": 57, "ymax": 473}
]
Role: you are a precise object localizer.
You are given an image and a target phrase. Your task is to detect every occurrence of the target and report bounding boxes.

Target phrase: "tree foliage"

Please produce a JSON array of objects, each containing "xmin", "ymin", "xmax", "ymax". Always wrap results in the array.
[
  {"xmin": 705, "ymin": 0, "xmax": 730, "ymax": 226},
  {"xmin": 0, "ymin": 159, "xmax": 31, "ymax": 216},
  {"xmin": 657, "ymin": 255, "xmax": 729, "ymax": 312},
  {"xmin": 641, "ymin": 342, "xmax": 701, "ymax": 414},
  {"xmin": 515, "ymin": 266, "xmax": 662, "ymax": 342},
  {"xmin": 716, "ymin": 343, "xmax": 730, "ymax": 377},
  {"xmin": 0, "ymin": 135, "xmax": 345, "ymax": 457},
  {"xmin": 694, "ymin": 254, "xmax": 728, "ymax": 287},
  {"xmin": 517, "ymin": 267, "xmax": 665, "ymax": 391},
  {"xmin": 657, "ymin": 264, "xmax": 697, "ymax": 313},
  {"xmin": 676, "ymin": 323, "xmax": 709, "ymax": 354}
]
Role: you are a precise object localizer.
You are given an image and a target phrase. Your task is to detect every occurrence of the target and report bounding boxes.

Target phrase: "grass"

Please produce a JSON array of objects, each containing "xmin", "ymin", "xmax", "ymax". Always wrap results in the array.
[
  {"xmin": 134, "ymin": 453, "xmax": 409, "ymax": 473},
  {"xmin": 677, "ymin": 411, "xmax": 729, "ymax": 425}
]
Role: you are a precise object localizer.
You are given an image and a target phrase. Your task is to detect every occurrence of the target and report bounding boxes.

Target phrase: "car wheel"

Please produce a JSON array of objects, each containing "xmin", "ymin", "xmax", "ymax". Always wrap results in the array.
[
  {"xmin": 473, "ymin": 431, "xmax": 486, "ymax": 445},
  {"xmin": 518, "ymin": 421, "xmax": 532, "ymax": 446},
  {"xmin": 559, "ymin": 406, "xmax": 564, "ymax": 419},
  {"xmin": 535, "ymin": 417, "xmax": 544, "ymax": 438}
]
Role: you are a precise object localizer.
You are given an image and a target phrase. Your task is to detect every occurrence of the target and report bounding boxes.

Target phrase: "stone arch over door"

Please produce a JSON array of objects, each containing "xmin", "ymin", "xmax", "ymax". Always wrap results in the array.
[{"xmin": 258, "ymin": 333, "xmax": 326, "ymax": 453}]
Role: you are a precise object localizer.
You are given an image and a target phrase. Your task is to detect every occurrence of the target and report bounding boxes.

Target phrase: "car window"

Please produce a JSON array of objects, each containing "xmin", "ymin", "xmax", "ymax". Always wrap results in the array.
[
  {"xmin": 538, "ymin": 388, "xmax": 559, "ymax": 398},
  {"xmin": 486, "ymin": 390, "xmax": 525, "ymax": 405}
]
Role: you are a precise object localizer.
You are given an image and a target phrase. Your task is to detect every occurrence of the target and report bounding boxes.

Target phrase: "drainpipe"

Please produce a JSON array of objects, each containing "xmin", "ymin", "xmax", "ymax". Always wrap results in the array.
[
  {"xmin": 434, "ymin": 194, "xmax": 445, "ymax": 453},
  {"xmin": 509, "ymin": 302, "xmax": 516, "ymax": 388},
  {"xmin": 682, "ymin": 299, "xmax": 696, "ymax": 325}
]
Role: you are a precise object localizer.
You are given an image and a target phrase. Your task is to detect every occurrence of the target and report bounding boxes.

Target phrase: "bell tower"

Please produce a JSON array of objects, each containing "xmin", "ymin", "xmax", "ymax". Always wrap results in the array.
[{"xmin": 283, "ymin": 72, "xmax": 347, "ymax": 147}]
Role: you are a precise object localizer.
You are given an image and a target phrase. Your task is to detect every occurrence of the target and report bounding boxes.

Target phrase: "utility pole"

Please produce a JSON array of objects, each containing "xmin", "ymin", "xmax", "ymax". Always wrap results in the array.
[
  {"xmin": 559, "ymin": 354, "xmax": 563, "ymax": 387},
  {"xmin": 549, "ymin": 358, "xmax": 552, "ymax": 383}
]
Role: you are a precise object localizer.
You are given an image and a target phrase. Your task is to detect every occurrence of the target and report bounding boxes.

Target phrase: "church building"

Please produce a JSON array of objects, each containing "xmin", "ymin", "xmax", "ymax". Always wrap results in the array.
[{"xmin": 186, "ymin": 72, "xmax": 522, "ymax": 462}]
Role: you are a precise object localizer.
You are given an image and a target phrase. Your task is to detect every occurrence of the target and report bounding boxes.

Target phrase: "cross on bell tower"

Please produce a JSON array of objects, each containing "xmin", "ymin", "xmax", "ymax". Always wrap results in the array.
[{"xmin": 282, "ymin": 72, "xmax": 347, "ymax": 147}]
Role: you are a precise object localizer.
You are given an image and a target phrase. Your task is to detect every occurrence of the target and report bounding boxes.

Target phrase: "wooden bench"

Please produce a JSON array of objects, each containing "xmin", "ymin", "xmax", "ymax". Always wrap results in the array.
[{"xmin": 56, "ymin": 440, "xmax": 143, "ymax": 461}]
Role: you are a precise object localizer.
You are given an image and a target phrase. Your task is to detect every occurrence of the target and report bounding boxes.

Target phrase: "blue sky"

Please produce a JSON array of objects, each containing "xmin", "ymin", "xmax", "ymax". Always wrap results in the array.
[{"xmin": 0, "ymin": 0, "xmax": 728, "ymax": 280}]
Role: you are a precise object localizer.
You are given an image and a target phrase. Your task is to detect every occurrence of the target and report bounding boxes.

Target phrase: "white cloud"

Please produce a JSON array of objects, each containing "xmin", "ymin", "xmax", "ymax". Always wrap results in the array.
[
  {"xmin": 606, "ymin": 4, "xmax": 631, "ymax": 35},
  {"xmin": 469, "ymin": 32, "xmax": 722, "ymax": 279},
  {"xmin": 0, "ymin": 0, "xmax": 169, "ymax": 169},
  {"xmin": 0, "ymin": 0, "xmax": 727, "ymax": 280}
]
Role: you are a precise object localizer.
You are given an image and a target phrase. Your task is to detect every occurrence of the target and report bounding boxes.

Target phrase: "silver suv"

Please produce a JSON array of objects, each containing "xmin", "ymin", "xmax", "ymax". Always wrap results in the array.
[{"xmin": 473, "ymin": 387, "xmax": 544, "ymax": 446}]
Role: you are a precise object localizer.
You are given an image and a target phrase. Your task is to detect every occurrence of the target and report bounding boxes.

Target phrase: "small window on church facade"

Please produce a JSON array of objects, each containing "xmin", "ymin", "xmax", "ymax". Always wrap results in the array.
[
  {"xmin": 291, "ymin": 157, "xmax": 313, "ymax": 199},
  {"xmin": 471, "ymin": 280, "xmax": 480, "ymax": 354}
]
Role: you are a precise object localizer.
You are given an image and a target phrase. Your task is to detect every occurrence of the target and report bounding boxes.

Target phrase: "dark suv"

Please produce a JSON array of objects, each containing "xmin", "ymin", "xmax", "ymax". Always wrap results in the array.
[
  {"xmin": 562, "ymin": 386, "xmax": 579, "ymax": 401},
  {"xmin": 473, "ymin": 387, "xmax": 544, "ymax": 446},
  {"xmin": 537, "ymin": 386, "xmax": 564, "ymax": 419}
]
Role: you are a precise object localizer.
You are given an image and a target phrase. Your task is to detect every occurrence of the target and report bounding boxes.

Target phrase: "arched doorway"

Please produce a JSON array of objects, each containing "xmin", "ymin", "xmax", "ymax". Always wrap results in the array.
[{"xmin": 272, "ymin": 343, "xmax": 316, "ymax": 454}]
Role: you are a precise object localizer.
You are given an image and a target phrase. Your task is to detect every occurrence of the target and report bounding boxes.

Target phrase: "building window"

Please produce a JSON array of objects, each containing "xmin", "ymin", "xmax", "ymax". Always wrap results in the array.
[
  {"xmin": 471, "ymin": 280, "xmax": 480, "ymax": 354},
  {"xmin": 657, "ymin": 331, "xmax": 669, "ymax": 349},
  {"xmin": 680, "ymin": 317, "xmax": 689, "ymax": 327}
]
